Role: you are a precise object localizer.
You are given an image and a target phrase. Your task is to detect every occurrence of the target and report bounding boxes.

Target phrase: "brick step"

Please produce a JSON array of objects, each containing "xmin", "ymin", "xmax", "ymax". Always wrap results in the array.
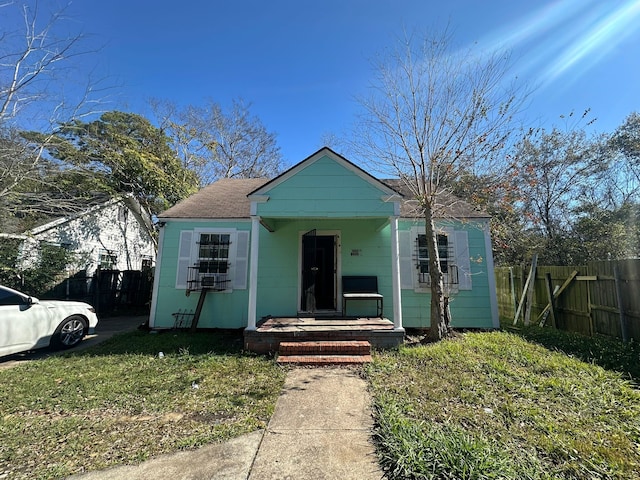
[
  {"xmin": 278, "ymin": 340, "xmax": 371, "ymax": 356},
  {"xmin": 276, "ymin": 354, "xmax": 373, "ymax": 366}
]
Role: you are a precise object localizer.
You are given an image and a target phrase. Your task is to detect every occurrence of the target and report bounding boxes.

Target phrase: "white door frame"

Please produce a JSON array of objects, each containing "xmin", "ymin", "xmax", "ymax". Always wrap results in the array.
[{"xmin": 297, "ymin": 230, "xmax": 341, "ymax": 313}]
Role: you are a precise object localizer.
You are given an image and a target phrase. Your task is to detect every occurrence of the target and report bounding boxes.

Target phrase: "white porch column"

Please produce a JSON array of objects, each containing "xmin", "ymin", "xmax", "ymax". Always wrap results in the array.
[
  {"xmin": 390, "ymin": 216, "xmax": 404, "ymax": 331},
  {"xmin": 246, "ymin": 216, "xmax": 260, "ymax": 330}
]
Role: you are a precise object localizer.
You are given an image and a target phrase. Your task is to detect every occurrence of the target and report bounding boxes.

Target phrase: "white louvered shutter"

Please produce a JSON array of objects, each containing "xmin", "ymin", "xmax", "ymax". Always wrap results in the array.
[
  {"xmin": 176, "ymin": 230, "xmax": 193, "ymax": 288},
  {"xmin": 454, "ymin": 230, "xmax": 472, "ymax": 290},
  {"xmin": 233, "ymin": 230, "xmax": 250, "ymax": 289}
]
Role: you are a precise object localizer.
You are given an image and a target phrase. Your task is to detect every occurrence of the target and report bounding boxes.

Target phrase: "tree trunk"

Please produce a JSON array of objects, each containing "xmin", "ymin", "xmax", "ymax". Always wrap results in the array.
[{"xmin": 423, "ymin": 204, "xmax": 451, "ymax": 341}]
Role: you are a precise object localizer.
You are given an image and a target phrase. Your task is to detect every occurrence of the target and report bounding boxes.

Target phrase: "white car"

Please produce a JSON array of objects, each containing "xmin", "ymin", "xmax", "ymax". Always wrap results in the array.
[{"xmin": 0, "ymin": 285, "xmax": 99, "ymax": 357}]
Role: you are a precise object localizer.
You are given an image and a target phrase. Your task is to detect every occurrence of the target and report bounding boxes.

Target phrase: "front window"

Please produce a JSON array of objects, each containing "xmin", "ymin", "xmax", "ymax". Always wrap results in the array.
[
  {"xmin": 417, "ymin": 233, "xmax": 449, "ymax": 284},
  {"xmin": 197, "ymin": 233, "xmax": 230, "ymax": 274},
  {"xmin": 177, "ymin": 228, "xmax": 249, "ymax": 291}
]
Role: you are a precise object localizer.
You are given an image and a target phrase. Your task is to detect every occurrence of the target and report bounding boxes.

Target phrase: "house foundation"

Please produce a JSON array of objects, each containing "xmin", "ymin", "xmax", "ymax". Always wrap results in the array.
[{"xmin": 244, "ymin": 316, "xmax": 405, "ymax": 354}]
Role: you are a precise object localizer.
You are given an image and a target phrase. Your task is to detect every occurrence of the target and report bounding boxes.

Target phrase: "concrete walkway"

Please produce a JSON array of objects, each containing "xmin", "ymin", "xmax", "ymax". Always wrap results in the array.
[{"xmin": 69, "ymin": 367, "xmax": 384, "ymax": 480}]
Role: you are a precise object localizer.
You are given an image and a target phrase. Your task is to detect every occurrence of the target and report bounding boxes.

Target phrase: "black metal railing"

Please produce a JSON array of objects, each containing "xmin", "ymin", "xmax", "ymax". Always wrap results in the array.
[
  {"xmin": 186, "ymin": 265, "xmax": 230, "ymax": 292},
  {"xmin": 418, "ymin": 264, "xmax": 459, "ymax": 287}
]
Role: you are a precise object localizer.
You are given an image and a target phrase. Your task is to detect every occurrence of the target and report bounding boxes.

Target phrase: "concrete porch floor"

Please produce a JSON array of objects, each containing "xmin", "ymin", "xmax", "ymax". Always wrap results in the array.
[{"xmin": 244, "ymin": 316, "xmax": 405, "ymax": 354}]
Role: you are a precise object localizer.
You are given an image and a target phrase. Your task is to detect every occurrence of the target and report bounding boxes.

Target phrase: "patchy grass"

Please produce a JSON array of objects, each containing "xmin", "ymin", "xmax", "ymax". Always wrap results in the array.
[
  {"xmin": 506, "ymin": 323, "xmax": 640, "ymax": 383},
  {"xmin": 0, "ymin": 330, "xmax": 285, "ymax": 480},
  {"xmin": 366, "ymin": 331, "xmax": 640, "ymax": 480}
]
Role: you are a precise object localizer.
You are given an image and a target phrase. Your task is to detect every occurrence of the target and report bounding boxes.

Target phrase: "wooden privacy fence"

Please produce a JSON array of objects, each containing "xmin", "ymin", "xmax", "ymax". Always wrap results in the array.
[
  {"xmin": 495, "ymin": 259, "xmax": 640, "ymax": 341},
  {"xmin": 43, "ymin": 268, "xmax": 153, "ymax": 315}
]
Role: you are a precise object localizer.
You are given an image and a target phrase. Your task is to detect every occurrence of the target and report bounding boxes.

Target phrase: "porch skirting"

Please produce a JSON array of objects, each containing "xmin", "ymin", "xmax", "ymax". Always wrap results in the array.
[{"xmin": 244, "ymin": 316, "xmax": 404, "ymax": 354}]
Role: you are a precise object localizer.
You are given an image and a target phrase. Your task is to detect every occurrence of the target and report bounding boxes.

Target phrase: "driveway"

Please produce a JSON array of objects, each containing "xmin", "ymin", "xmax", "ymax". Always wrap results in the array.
[{"xmin": 0, "ymin": 315, "xmax": 147, "ymax": 370}]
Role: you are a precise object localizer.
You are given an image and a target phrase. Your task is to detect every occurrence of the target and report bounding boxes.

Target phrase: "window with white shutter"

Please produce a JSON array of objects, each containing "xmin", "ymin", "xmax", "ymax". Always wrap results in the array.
[
  {"xmin": 402, "ymin": 226, "xmax": 472, "ymax": 292},
  {"xmin": 175, "ymin": 228, "xmax": 250, "ymax": 291},
  {"xmin": 398, "ymin": 230, "xmax": 414, "ymax": 289}
]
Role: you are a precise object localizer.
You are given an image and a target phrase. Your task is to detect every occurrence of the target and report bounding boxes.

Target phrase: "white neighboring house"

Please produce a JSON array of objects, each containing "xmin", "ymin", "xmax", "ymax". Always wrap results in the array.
[{"xmin": 2, "ymin": 196, "xmax": 156, "ymax": 275}]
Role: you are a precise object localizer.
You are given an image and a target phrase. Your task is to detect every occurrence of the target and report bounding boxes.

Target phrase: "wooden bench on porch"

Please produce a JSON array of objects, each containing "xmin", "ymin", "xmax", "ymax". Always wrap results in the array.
[{"xmin": 342, "ymin": 275, "xmax": 383, "ymax": 317}]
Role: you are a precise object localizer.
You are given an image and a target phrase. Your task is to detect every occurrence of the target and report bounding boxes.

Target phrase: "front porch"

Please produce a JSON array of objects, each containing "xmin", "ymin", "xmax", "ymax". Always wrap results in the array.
[{"xmin": 243, "ymin": 316, "xmax": 405, "ymax": 354}]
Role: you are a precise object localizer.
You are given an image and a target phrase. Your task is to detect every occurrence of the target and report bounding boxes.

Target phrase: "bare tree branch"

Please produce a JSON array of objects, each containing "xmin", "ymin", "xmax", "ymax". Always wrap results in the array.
[
  {"xmin": 0, "ymin": 1, "xmax": 109, "ymax": 230},
  {"xmin": 152, "ymin": 98, "xmax": 284, "ymax": 186}
]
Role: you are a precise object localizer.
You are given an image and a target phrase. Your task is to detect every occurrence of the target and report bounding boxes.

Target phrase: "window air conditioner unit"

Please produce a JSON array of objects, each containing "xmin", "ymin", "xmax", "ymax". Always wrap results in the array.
[
  {"xmin": 200, "ymin": 273, "xmax": 226, "ymax": 289},
  {"xmin": 201, "ymin": 273, "xmax": 227, "ymax": 289}
]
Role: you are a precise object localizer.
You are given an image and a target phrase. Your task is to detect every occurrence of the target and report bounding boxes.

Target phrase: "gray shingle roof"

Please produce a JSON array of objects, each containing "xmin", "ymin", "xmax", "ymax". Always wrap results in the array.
[
  {"xmin": 160, "ymin": 178, "xmax": 269, "ymax": 219},
  {"xmin": 383, "ymin": 180, "xmax": 489, "ymax": 219},
  {"xmin": 160, "ymin": 177, "xmax": 488, "ymax": 220}
]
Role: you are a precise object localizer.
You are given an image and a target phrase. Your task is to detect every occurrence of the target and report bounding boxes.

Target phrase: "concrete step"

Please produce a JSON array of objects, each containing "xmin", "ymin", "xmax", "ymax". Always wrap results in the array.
[
  {"xmin": 278, "ymin": 340, "xmax": 371, "ymax": 356},
  {"xmin": 276, "ymin": 354, "xmax": 373, "ymax": 365}
]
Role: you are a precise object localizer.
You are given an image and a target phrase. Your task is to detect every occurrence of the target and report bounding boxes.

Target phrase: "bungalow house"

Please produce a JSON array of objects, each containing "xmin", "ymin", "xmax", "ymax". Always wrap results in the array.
[
  {"xmin": 1, "ymin": 195, "xmax": 155, "ymax": 276},
  {"xmin": 150, "ymin": 148, "xmax": 499, "ymax": 350}
]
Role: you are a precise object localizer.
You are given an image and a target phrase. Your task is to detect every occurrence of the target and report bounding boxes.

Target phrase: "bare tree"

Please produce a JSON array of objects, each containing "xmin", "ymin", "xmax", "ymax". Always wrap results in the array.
[
  {"xmin": 0, "ymin": 1, "xmax": 105, "ymax": 228},
  {"xmin": 606, "ymin": 112, "xmax": 640, "ymax": 206},
  {"xmin": 353, "ymin": 29, "xmax": 526, "ymax": 341},
  {"xmin": 0, "ymin": 1, "xmax": 102, "ymax": 125},
  {"xmin": 516, "ymin": 125, "xmax": 600, "ymax": 236},
  {"xmin": 152, "ymin": 98, "xmax": 284, "ymax": 185}
]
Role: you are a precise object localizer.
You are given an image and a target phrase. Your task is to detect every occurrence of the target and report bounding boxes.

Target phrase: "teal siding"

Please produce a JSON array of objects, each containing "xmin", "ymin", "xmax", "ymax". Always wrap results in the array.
[
  {"xmin": 398, "ymin": 220, "xmax": 494, "ymax": 329},
  {"xmin": 255, "ymin": 219, "xmax": 392, "ymax": 318},
  {"xmin": 152, "ymin": 220, "xmax": 251, "ymax": 329},
  {"xmin": 256, "ymin": 155, "xmax": 396, "ymax": 218},
  {"xmin": 254, "ymin": 222, "xmax": 299, "ymax": 317},
  {"xmin": 152, "ymin": 217, "xmax": 495, "ymax": 329}
]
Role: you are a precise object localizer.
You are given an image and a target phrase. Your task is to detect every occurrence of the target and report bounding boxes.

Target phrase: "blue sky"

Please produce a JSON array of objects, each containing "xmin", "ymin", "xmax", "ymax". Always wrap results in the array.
[{"xmin": 5, "ymin": 0, "xmax": 640, "ymax": 167}]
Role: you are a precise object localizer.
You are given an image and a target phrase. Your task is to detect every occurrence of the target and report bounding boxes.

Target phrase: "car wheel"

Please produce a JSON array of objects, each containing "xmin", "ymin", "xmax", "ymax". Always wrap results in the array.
[{"xmin": 52, "ymin": 315, "xmax": 87, "ymax": 349}]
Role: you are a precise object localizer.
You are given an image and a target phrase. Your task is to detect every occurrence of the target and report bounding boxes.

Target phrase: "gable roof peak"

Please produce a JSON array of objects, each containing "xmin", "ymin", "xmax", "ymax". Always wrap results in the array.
[{"xmin": 248, "ymin": 146, "xmax": 402, "ymax": 198}]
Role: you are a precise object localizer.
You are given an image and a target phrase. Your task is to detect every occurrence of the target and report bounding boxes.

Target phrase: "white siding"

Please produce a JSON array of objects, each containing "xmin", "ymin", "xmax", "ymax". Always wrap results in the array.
[{"xmin": 30, "ymin": 200, "xmax": 155, "ymax": 274}]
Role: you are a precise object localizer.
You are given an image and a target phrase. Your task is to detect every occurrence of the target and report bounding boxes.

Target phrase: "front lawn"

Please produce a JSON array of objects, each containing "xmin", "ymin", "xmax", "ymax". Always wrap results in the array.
[
  {"xmin": 366, "ymin": 331, "xmax": 640, "ymax": 479},
  {"xmin": 508, "ymin": 324, "xmax": 640, "ymax": 382},
  {"xmin": 3, "ymin": 327, "xmax": 639, "ymax": 480},
  {"xmin": 0, "ymin": 330, "xmax": 286, "ymax": 480}
]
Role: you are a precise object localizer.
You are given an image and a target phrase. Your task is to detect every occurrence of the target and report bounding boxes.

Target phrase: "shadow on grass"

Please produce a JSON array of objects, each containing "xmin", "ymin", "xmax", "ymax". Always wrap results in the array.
[
  {"xmin": 503, "ymin": 321, "xmax": 640, "ymax": 383},
  {"xmin": 68, "ymin": 329, "xmax": 250, "ymax": 358}
]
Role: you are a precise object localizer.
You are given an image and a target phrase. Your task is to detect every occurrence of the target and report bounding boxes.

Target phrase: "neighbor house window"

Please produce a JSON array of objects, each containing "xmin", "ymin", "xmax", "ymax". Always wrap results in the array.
[
  {"xmin": 99, "ymin": 250, "xmax": 117, "ymax": 269},
  {"xmin": 118, "ymin": 206, "xmax": 129, "ymax": 223},
  {"xmin": 416, "ymin": 234, "xmax": 450, "ymax": 284},
  {"xmin": 141, "ymin": 256, "xmax": 153, "ymax": 271}
]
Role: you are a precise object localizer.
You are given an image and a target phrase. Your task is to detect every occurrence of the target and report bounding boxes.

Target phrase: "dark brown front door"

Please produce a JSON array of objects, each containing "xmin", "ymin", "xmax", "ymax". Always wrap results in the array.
[{"xmin": 301, "ymin": 231, "xmax": 336, "ymax": 312}]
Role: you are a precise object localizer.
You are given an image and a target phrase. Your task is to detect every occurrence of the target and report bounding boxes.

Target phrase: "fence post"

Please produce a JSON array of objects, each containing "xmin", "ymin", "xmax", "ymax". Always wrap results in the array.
[
  {"xmin": 544, "ymin": 273, "xmax": 557, "ymax": 328},
  {"xmin": 95, "ymin": 266, "xmax": 101, "ymax": 315},
  {"xmin": 509, "ymin": 267, "xmax": 517, "ymax": 315},
  {"xmin": 514, "ymin": 255, "xmax": 537, "ymax": 326},
  {"xmin": 614, "ymin": 265, "xmax": 629, "ymax": 343},
  {"xmin": 523, "ymin": 255, "xmax": 538, "ymax": 326}
]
